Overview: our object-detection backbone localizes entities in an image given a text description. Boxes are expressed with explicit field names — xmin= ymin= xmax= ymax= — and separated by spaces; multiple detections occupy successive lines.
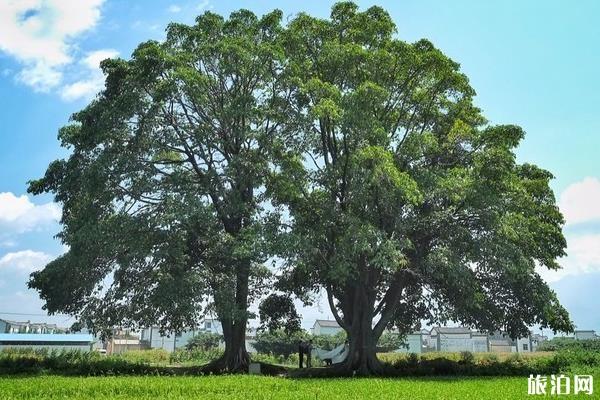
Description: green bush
xmin=537 ymin=338 xmax=600 ymax=352
xmin=377 ymin=332 xmax=404 ymax=352
xmin=459 ymin=351 xmax=474 ymax=364
xmin=0 ymin=348 xmax=156 ymax=376
xmin=185 ymin=332 xmax=222 ymax=351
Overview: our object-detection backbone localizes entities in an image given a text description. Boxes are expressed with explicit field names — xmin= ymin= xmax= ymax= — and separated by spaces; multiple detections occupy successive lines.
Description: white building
xmin=574 ymin=330 xmax=598 ymax=340
xmin=431 ymin=327 xmax=486 ymax=352
xmin=489 ymin=331 xmax=534 ymax=353
xmin=312 ymin=320 xmax=344 ymax=336
xmin=0 ymin=333 xmax=94 ymax=351
xmin=140 ymin=327 xmax=203 ymax=352
xmin=0 ymin=319 xmax=60 ymax=334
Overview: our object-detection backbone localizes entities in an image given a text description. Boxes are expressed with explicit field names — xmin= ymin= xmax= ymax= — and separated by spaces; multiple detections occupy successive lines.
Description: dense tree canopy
xmin=28 ymin=2 xmax=572 ymax=376
xmin=28 ymin=9 xmax=290 ymax=372
xmin=269 ymin=2 xmax=573 ymax=375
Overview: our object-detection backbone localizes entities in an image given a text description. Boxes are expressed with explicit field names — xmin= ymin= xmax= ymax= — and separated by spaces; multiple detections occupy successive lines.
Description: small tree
xmin=377 ymin=332 xmax=403 ymax=352
xmin=258 ymin=294 xmax=302 ymax=334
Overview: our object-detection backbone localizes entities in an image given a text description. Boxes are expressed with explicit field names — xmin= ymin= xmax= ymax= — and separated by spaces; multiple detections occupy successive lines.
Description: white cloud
xmin=539 ymin=234 xmax=600 ymax=283
xmin=559 ymin=177 xmax=600 ymax=226
xmin=0 ymin=0 xmax=105 ymax=91
xmin=60 ymin=48 xmax=118 ymax=101
xmin=0 ymin=250 xmax=53 ymax=273
xmin=168 ymin=5 xmax=182 ymax=13
xmin=0 ymin=192 xmax=60 ymax=233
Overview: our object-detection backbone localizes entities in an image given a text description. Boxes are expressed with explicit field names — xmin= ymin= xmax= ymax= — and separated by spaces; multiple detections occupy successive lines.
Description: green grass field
xmin=0 ymin=375 xmax=597 ymax=400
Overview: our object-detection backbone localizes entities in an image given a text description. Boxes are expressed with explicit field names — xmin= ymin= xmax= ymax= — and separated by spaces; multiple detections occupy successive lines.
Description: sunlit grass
xmin=0 ymin=374 xmax=598 ymax=400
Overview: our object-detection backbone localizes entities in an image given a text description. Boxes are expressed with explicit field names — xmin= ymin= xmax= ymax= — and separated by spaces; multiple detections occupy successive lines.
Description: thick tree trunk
xmin=336 ymin=275 xmax=387 ymax=376
xmin=342 ymin=317 xmax=384 ymax=376
xmin=217 ymin=317 xmax=250 ymax=372
xmin=207 ymin=258 xmax=251 ymax=373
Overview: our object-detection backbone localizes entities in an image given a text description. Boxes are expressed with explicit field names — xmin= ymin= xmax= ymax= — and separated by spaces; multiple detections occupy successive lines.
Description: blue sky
xmin=0 ymin=0 xmax=599 ymax=333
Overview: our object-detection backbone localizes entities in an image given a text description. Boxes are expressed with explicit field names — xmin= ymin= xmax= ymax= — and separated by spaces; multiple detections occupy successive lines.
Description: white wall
xmin=516 ymin=337 xmax=532 ymax=352
xmin=0 ymin=344 xmax=91 ymax=351
xmin=395 ymin=334 xmax=423 ymax=354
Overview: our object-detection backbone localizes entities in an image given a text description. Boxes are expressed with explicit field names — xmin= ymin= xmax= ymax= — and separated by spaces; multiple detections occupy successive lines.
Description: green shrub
xmin=185 ymin=332 xmax=222 ymax=351
xmin=537 ymin=338 xmax=600 ymax=352
xmin=459 ymin=351 xmax=474 ymax=364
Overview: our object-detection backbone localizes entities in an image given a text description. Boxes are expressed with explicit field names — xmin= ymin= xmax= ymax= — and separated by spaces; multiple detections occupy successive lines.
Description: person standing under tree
xmin=298 ymin=340 xmax=313 ymax=368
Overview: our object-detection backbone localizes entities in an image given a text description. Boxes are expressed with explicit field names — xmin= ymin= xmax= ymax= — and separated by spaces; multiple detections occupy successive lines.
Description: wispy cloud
xmin=0 ymin=250 xmax=53 ymax=273
xmin=540 ymin=234 xmax=600 ymax=283
xmin=0 ymin=0 xmax=106 ymax=92
xmin=60 ymin=49 xmax=118 ymax=101
xmin=0 ymin=192 xmax=60 ymax=234
xmin=538 ymin=177 xmax=600 ymax=282
xmin=559 ymin=177 xmax=600 ymax=226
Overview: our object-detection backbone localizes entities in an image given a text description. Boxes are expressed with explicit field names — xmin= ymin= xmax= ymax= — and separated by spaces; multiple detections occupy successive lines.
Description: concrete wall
xmin=472 ymin=336 xmax=489 ymax=352
xmin=395 ymin=334 xmax=423 ymax=354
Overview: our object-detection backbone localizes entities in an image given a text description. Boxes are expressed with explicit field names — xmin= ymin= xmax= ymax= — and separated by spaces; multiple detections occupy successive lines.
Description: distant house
xmin=574 ymin=330 xmax=598 ymax=340
xmin=489 ymin=331 xmax=533 ymax=353
xmin=140 ymin=326 xmax=202 ymax=352
xmin=105 ymin=330 xmax=142 ymax=355
xmin=312 ymin=320 xmax=344 ymax=336
xmin=201 ymin=319 xmax=223 ymax=335
xmin=0 ymin=333 xmax=94 ymax=351
xmin=430 ymin=327 xmax=489 ymax=352
xmin=0 ymin=319 xmax=60 ymax=334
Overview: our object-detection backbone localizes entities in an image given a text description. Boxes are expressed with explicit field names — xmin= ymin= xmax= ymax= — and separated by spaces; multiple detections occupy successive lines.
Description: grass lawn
xmin=0 ymin=374 xmax=596 ymax=400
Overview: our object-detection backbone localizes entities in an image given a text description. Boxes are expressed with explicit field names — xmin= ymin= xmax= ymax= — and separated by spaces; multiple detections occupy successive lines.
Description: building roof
xmin=0 ymin=333 xmax=94 ymax=342
xmin=314 ymin=319 xmax=341 ymax=328
xmin=0 ymin=319 xmax=59 ymax=329
xmin=431 ymin=327 xmax=472 ymax=335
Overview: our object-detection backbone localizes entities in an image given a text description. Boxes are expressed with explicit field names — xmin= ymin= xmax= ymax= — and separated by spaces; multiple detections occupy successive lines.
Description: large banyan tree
xmin=28 ymin=2 xmax=572 ymax=376
xmin=269 ymin=2 xmax=572 ymax=375
xmin=28 ymin=10 xmax=291 ymax=372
